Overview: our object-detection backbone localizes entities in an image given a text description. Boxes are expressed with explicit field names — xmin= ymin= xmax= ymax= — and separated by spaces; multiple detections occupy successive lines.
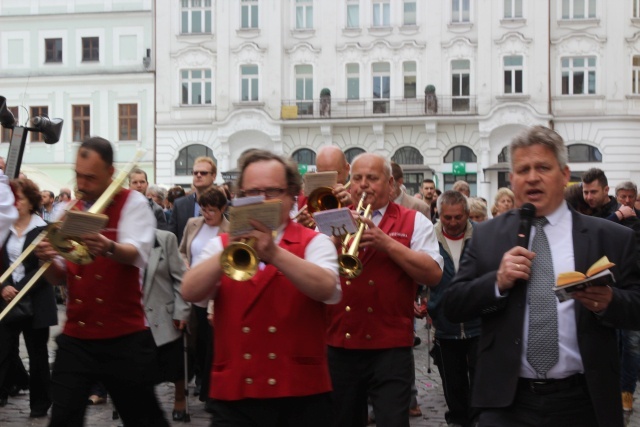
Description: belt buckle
xmin=530 ymin=380 xmax=548 ymax=394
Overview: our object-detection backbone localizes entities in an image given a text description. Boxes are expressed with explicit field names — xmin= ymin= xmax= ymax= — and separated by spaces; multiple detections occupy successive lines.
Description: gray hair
xmin=510 ymin=126 xmax=568 ymax=170
xmin=437 ymin=190 xmax=469 ymax=214
xmin=147 ymin=184 xmax=167 ymax=202
xmin=615 ymin=181 xmax=638 ymax=198
xmin=468 ymin=197 xmax=488 ymax=218
xmin=351 ymin=153 xmax=392 ymax=179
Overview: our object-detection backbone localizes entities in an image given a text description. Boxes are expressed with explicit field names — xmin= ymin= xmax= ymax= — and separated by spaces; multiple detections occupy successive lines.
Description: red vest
xmin=326 ymin=202 xmax=417 ymax=349
xmin=210 ymin=221 xmax=332 ymax=400
xmin=64 ymin=189 xmax=147 ymax=339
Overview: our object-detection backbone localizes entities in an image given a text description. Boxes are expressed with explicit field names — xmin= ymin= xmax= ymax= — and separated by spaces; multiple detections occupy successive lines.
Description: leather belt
xmin=518 ymin=374 xmax=585 ymax=395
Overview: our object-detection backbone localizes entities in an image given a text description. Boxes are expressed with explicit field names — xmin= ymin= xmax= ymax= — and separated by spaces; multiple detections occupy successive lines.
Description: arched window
xmin=175 ymin=144 xmax=215 ymax=176
xmin=291 ymin=148 xmax=316 ymax=166
xmin=345 ymin=147 xmax=365 ymax=164
xmin=392 ymin=147 xmax=424 ymax=164
xmin=567 ymin=144 xmax=602 ymax=162
xmin=443 ymin=146 xmax=477 ymax=163
xmin=497 ymin=146 xmax=509 ymax=163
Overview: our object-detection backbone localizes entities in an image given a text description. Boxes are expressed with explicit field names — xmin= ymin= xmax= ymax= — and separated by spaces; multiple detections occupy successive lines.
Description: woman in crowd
xmin=165 ymin=186 xmax=186 ymax=224
xmin=178 ymin=187 xmax=229 ymax=403
xmin=468 ymin=197 xmax=488 ymax=223
xmin=491 ymin=187 xmax=515 ymax=217
xmin=0 ymin=178 xmax=57 ymax=418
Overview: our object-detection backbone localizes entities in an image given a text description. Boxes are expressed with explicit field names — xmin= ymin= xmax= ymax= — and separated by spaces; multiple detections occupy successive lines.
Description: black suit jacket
xmin=444 ymin=207 xmax=640 ymax=427
xmin=1 ymin=226 xmax=58 ymax=329
xmin=168 ymin=194 xmax=196 ymax=244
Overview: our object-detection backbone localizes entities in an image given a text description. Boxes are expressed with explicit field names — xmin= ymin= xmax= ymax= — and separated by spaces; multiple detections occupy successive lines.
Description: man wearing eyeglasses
xmin=168 ymin=156 xmax=217 ymax=243
xmin=181 ymin=149 xmax=340 ymax=427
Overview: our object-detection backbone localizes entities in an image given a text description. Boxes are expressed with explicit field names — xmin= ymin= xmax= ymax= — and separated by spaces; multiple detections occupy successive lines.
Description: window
xmin=392 ymin=147 xmax=424 ymax=164
xmin=561 ymin=57 xmax=596 ymax=95
xmin=346 ymin=63 xmax=360 ymax=100
xmin=372 ymin=62 xmax=390 ymax=113
xmin=291 ymin=148 xmax=316 ymax=166
xmin=372 ymin=0 xmax=390 ymax=27
xmin=635 ymin=0 xmax=640 ymax=18
xmin=45 ymin=38 xmax=62 ymax=63
xmin=346 ymin=0 xmax=359 ymax=27
xmin=241 ymin=0 xmax=259 ymax=29
xmin=562 ymin=0 xmax=596 ymax=19
xmin=403 ymin=61 xmax=417 ymax=99
xmin=633 ymin=56 xmax=640 ymax=94
xmin=345 ymin=147 xmax=365 ymax=163
xmin=118 ymin=104 xmax=138 ymax=141
xmin=452 ymin=59 xmax=470 ymax=111
xmin=1 ymin=107 xmax=18 ymax=143
xmin=296 ymin=0 xmax=313 ymax=29
xmin=444 ymin=173 xmax=477 ymax=195
xmin=404 ymin=1 xmax=417 ymax=25
xmin=504 ymin=56 xmax=523 ymax=94
xmin=175 ymin=144 xmax=214 ymax=176
xmin=241 ymin=65 xmax=259 ymax=101
xmin=29 ymin=106 xmax=49 ymax=142
xmin=72 ymin=105 xmax=90 ymax=142
xmin=498 ymin=146 xmax=509 ymax=163
xmin=504 ymin=0 xmax=523 ymax=18
xmin=181 ymin=0 xmax=212 ymax=34
xmin=567 ymin=144 xmax=602 ymax=162
xmin=295 ymin=64 xmax=313 ymax=115
xmin=452 ymin=0 xmax=470 ymax=23
xmin=181 ymin=69 xmax=212 ymax=105
xmin=81 ymin=37 xmax=99 ymax=62
xmin=444 ymin=146 xmax=477 ymax=162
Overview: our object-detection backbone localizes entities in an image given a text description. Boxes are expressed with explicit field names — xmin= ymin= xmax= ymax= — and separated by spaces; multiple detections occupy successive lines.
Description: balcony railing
xmin=281 ymin=95 xmax=477 ymax=119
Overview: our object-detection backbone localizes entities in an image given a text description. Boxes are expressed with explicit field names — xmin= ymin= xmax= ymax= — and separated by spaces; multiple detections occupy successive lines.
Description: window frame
xmin=241 ymin=64 xmax=260 ymax=102
xmin=561 ymin=56 xmax=596 ymax=95
xmin=504 ymin=0 xmax=523 ymax=18
xmin=81 ymin=37 xmax=99 ymax=62
xmin=403 ymin=1 xmax=417 ymax=25
xmin=372 ymin=0 xmax=391 ymax=27
xmin=72 ymin=104 xmax=91 ymax=143
xmin=295 ymin=64 xmax=313 ymax=115
xmin=561 ymin=0 xmax=596 ymax=20
xmin=346 ymin=0 xmax=360 ymax=28
xmin=503 ymin=55 xmax=524 ymax=94
xmin=45 ymin=38 xmax=63 ymax=63
xmin=181 ymin=0 xmax=213 ymax=34
xmin=118 ymin=103 xmax=138 ymax=141
xmin=346 ymin=63 xmax=360 ymax=100
xmin=181 ymin=69 xmax=213 ymax=105
xmin=403 ymin=61 xmax=417 ymax=99
xmin=175 ymin=144 xmax=215 ymax=176
xmin=451 ymin=0 xmax=471 ymax=23
xmin=451 ymin=59 xmax=471 ymax=111
xmin=633 ymin=56 xmax=640 ymax=95
xmin=635 ymin=0 xmax=640 ymax=18
xmin=241 ymin=0 xmax=259 ymax=29
xmin=295 ymin=0 xmax=313 ymax=29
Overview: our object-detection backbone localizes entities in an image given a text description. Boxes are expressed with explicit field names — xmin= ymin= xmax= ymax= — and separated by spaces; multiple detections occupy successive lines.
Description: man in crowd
xmin=40 ymin=190 xmax=55 ymax=222
xmin=415 ymin=178 xmax=437 ymax=206
xmin=452 ymin=180 xmax=471 ymax=198
xmin=168 ymin=156 xmax=217 ymax=243
xmin=326 ymin=153 xmax=443 ymax=427
xmin=444 ymin=126 xmax=640 ymax=427
xmin=390 ymin=162 xmax=430 ymax=218
xmin=181 ymin=149 xmax=340 ymax=426
xmin=35 ymin=137 xmax=167 ymax=427
xmin=428 ymin=190 xmax=479 ymax=427
xmin=129 ymin=168 xmax=168 ymax=230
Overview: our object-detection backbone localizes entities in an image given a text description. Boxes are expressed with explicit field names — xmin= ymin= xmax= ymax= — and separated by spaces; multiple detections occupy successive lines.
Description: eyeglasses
xmin=241 ymin=188 xmax=287 ymax=199
xmin=193 ymin=171 xmax=211 ymax=176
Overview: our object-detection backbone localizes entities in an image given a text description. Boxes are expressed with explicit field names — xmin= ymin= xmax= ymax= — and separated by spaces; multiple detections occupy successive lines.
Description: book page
xmin=553 ymin=269 xmax=615 ymax=303
xmin=228 ymin=200 xmax=282 ymax=236
xmin=59 ymin=211 xmax=109 ymax=237
xmin=303 ymin=171 xmax=338 ymax=196
xmin=313 ymin=207 xmax=358 ymax=237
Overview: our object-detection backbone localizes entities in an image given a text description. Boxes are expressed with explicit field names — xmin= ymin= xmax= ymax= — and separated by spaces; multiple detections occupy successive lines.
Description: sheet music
xmin=313 ymin=207 xmax=358 ymax=237
xmin=59 ymin=211 xmax=109 ymax=237
xmin=303 ymin=171 xmax=338 ymax=196
xmin=228 ymin=200 xmax=282 ymax=236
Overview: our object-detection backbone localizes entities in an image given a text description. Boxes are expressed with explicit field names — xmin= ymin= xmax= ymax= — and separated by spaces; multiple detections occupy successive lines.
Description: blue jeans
xmin=619 ymin=329 xmax=640 ymax=393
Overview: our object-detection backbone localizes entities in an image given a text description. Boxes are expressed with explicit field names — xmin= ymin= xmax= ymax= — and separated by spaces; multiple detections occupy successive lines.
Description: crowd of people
xmin=0 ymin=125 xmax=639 ymax=427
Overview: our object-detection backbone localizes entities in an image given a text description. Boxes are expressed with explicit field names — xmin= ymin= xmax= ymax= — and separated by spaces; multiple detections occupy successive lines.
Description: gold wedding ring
xmin=594 ymin=301 xmax=599 ymax=309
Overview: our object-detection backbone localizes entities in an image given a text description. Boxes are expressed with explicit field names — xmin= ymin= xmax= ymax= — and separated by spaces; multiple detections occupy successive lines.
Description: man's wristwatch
xmin=104 ymin=240 xmax=116 ymax=257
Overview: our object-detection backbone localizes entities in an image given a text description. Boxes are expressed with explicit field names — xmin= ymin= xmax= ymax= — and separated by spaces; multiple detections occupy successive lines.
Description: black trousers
xmin=328 ymin=346 xmax=413 ymax=427
xmin=0 ymin=320 xmax=51 ymax=412
xmin=477 ymin=376 xmax=599 ymax=427
xmin=430 ymin=336 xmax=479 ymax=427
xmin=210 ymin=393 xmax=332 ymax=427
xmin=48 ymin=330 xmax=169 ymax=427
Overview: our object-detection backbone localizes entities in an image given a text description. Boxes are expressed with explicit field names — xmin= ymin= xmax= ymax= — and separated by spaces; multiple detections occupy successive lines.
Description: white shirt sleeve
xmin=304 ymin=233 xmax=341 ymax=304
xmin=0 ymin=172 xmax=18 ymax=244
xmin=118 ymin=190 xmax=157 ymax=269
xmin=411 ymin=212 xmax=444 ymax=271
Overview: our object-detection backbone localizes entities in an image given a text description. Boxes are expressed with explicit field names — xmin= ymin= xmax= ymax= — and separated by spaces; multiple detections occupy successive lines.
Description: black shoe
xmin=413 ymin=336 xmax=421 ymax=347
xmin=9 ymin=384 xmax=28 ymax=397
xmin=29 ymin=409 xmax=48 ymax=418
xmin=172 ymin=410 xmax=186 ymax=421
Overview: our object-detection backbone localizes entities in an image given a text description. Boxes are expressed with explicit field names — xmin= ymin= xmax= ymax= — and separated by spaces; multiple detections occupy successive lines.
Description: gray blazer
xmin=143 ymin=229 xmax=191 ymax=347
xmin=398 ymin=191 xmax=431 ymax=219
xmin=179 ymin=216 xmax=230 ymax=266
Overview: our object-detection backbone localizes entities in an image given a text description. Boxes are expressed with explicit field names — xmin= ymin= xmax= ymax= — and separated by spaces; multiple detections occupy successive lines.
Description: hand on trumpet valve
xmin=295 ymin=207 xmax=316 ymax=229
xmin=356 ymin=217 xmax=391 ymax=252
xmin=1 ymin=286 xmax=18 ymax=302
xmin=333 ymin=183 xmax=352 ymax=206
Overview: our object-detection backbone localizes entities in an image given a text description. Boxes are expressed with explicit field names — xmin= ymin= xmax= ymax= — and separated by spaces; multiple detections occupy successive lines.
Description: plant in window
xmin=425 ymin=85 xmax=438 ymax=114
xmin=320 ymin=88 xmax=331 ymax=117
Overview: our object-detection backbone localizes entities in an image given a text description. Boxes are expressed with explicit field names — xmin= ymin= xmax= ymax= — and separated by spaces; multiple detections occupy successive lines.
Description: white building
xmin=0 ymin=0 xmax=154 ymax=191
xmin=156 ymin=0 xmax=640 ymax=201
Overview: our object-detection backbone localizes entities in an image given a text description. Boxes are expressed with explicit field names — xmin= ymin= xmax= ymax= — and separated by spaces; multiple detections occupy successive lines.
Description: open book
xmin=553 ymin=256 xmax=616 ymax=302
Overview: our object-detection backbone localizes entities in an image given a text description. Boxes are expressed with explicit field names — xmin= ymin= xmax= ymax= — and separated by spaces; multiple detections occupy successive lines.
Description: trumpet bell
xmin=307 ymin=187 xmax=341 ymax=214
xmin=338 ymin=254 xmax=363 ymax=279
xmin=220 ymin=241 xmax=259 ymax=282
xmin=48 ymin=225 xmax=94 ymax=265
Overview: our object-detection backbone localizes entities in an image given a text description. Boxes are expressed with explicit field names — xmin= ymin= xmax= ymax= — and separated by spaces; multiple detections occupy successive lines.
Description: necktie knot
xmin=533 ymin=217 xmax=549 ymax=228
xmin=372 ymin=210 xmax=382 ymax=218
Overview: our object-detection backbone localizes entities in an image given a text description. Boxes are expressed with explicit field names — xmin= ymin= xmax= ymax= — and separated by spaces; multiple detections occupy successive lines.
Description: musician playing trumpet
xmin=326 ymin=153 xmax=443 ymax=427
xmin=181 ymin=150 xmax=340 ymax=426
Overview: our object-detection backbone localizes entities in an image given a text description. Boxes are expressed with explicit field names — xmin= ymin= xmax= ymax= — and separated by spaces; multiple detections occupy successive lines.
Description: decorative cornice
xmin=171 ymin=45 xmax=216 ymax=60
xmin=494 ymin=31 xmax=533 ymax=45
xmin=230 ymin=42 xmax=267 ymax=54
xmin=550 ymin=32 xmax=607 ymax=46
xmin=285 ymin=42 xmax=321 ymax=55
xmin=336 ymin=39 xmax=426 ymax=53
xmin=440 ymin=36 xmax=477 ymax=49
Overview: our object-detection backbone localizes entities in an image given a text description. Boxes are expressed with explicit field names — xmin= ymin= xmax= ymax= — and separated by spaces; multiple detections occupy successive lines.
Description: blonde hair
xmin=193 ymin=156 xmax=217 ymax=175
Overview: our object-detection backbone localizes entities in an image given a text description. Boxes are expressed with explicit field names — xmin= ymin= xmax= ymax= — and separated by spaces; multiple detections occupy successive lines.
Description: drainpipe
xmin=548 ymin=0 xmax=554 ymax=129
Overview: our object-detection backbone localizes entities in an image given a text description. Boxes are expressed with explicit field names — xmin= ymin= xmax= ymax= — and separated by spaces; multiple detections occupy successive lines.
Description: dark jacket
xmin=168 ymin=194 xmax=197 ymax=243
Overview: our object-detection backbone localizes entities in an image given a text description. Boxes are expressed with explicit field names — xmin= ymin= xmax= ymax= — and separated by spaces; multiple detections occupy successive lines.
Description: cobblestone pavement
xmin=1 ymin=307 xmax=639 ymax=426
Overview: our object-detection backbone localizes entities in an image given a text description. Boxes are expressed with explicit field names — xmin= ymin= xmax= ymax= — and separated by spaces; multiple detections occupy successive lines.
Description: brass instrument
xmin=220 ymin=237 xmax=260 ymax=282
xmin=0 ymin=150 xmax=145 ymax=322
xmin=295 ymin=181 xmax=351 ymax=219
xmin=338 ymin=192 xmax=372 ymax=279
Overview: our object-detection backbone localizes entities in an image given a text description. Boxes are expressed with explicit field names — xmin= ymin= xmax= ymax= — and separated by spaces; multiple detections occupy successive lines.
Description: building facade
xmin=0 ymin=0 xmax=154 ymax=191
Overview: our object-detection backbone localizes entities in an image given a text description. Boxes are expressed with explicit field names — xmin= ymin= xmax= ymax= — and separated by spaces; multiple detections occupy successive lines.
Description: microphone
xmin=517 ymin=203 xmax=536 ymax=249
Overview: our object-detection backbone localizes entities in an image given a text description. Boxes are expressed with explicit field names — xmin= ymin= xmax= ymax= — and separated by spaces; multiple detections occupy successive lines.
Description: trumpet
xmin=220 ymin=237 xmax=259 ymax=282
xmin=338 ymin=192 xmax=372 ymax=279
xmin=295 ymin=181 xmax=351 ymax=220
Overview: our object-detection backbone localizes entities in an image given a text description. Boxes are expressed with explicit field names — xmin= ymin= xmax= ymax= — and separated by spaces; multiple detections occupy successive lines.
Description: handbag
xmin=0 ymin=294 xmax=33 ymax=323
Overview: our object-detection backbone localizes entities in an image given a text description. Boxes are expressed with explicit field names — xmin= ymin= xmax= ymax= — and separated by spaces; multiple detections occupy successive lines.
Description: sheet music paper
xmin=312 ymin=207 xmax=358 ymax=237
xmin=228 ymin=200 xmax=282 ymax=236
xmin=303 ymin=171 xmax=338 ymax=196
xmin=59 ymin=211 xmax=109 ymax=237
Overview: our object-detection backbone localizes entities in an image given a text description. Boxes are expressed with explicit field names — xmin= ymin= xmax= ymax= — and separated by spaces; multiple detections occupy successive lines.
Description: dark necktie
xmin=526 ymin=217 xmax=559 ymax=376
